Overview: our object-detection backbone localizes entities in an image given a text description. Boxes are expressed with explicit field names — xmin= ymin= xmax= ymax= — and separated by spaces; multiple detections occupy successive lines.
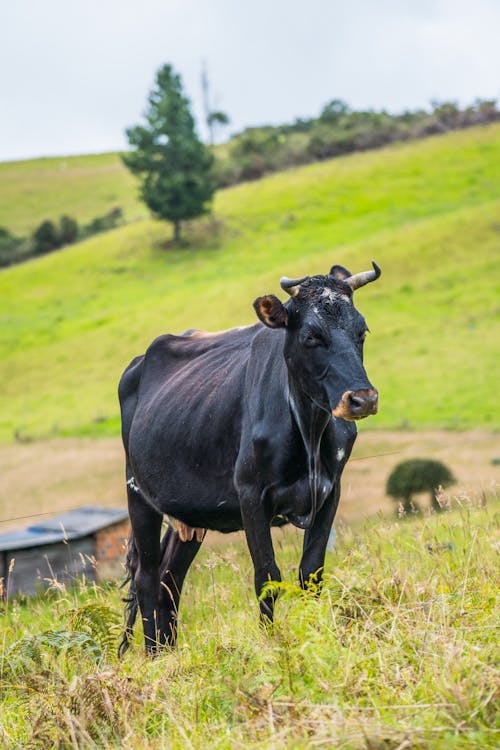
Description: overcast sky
xmin=1 ymin=0 xmax=500 ymax=162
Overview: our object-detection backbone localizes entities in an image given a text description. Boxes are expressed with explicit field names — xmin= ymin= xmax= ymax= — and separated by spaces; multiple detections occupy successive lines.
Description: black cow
xmin=118 ymin=262 xmax=381 ymax=655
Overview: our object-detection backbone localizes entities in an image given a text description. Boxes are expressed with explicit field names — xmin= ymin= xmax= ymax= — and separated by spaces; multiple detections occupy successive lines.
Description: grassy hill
xmin=1 ymin=496 xmax=498 ymax=747
xmin=0 ymin=152 xmax=144 ymax=236
xmin=1 ymin=125 xmax=500 ymax=442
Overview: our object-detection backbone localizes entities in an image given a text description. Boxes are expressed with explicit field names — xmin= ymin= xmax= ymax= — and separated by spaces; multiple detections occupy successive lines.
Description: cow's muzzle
xmin=332 ymin=389 xmax=378 ymax=421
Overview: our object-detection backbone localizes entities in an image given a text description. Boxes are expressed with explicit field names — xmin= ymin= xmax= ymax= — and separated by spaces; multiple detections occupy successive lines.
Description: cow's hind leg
xmin=127 ymin=486 xmax=163 ymax=655
xmin=157 ymin=524 xmax=204 ymax=648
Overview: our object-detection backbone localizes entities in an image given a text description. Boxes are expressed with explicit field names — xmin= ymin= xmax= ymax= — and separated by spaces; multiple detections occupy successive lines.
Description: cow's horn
xmin=280 ymin=275 xmax=309 ymax=297
xmin=346 ymin=261 xmax=381 ymax=291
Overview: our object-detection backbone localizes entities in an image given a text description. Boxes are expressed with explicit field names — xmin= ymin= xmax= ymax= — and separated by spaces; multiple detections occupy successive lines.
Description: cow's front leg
xmin=241 ymin=498 xmax=281 ymax=624
xmin=299 ymin=483 xmax=340 ymax=591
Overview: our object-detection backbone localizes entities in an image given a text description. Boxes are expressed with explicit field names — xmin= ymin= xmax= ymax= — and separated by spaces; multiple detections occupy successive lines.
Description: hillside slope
xmin=1 ymin=125 xmax=499 ymax=441
xmin=0 ymin=152 xmax=143 ymax=235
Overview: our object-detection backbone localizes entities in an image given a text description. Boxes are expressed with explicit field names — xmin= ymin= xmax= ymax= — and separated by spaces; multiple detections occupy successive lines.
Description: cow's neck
xmin=288 ymin=380 xmax=330 ymax=451
xmin=287 ymin=377 xmax=331 ymax=529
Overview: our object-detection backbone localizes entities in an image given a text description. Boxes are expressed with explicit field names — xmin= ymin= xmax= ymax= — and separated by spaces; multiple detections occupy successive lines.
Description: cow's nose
xmin=332 ymin=388 xmax=378 ymax=420
xmin=348 ymin=389 xmax=378 ymax=417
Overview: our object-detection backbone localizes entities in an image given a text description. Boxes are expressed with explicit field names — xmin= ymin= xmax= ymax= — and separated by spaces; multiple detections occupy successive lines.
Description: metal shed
xmin=0 ymin=505 xmax=129 ymax=597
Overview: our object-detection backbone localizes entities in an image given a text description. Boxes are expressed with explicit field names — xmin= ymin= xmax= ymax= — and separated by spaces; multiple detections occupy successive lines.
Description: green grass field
xmin=1 ymin=125 xmax=500 ymax=442
xmin=1 ymin=496 xmax=498 ymax=748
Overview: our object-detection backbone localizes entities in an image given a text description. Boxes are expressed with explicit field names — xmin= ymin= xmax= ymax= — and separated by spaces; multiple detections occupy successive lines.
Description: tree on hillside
xmin=123 ymin=64 xmax=215 ymax=244
xmin=319 ymin=99 xmax=350 ymax=125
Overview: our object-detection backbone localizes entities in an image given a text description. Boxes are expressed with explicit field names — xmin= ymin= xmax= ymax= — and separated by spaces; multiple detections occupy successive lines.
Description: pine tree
xmin=123 ymin=64 xmax=214 ymax=244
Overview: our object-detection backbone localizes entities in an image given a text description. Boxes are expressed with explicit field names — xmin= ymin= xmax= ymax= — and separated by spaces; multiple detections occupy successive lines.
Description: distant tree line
xmin=0 ymin=207 xmax=123 ymax=267
xmin=122 ymin=63 xmax=500 ymax=244
xmin=214 ymin=98 xmax=500 ymax=186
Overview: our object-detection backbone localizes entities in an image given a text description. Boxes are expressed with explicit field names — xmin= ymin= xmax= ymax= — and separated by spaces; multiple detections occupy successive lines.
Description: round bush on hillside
xmin=386 ymin=458 xmax=456 ymax=514
xmin=32 ymin=220 xmax=60 ymax=255
xmin=59 ymin=215 xmax=78 ymax=245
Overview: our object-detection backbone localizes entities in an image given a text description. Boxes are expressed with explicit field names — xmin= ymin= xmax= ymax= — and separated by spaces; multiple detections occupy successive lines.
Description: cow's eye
xmin=303 ymin=331 xmax=326 ymax=348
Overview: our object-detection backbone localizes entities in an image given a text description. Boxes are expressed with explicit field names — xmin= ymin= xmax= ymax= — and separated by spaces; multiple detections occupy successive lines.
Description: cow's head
xmin=253 ymin=262 xmax=380 ymax=421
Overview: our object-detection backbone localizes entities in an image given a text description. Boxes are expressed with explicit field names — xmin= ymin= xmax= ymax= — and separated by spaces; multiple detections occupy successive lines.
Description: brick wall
xmin=94 ymin=519 xmax=130 ymax=578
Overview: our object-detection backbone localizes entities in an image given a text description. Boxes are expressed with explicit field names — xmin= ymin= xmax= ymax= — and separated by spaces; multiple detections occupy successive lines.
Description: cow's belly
xmin=128 ymin=444 xmax=244 ymax=532
xmin=158 ymin=482 xmax=244 ymax=533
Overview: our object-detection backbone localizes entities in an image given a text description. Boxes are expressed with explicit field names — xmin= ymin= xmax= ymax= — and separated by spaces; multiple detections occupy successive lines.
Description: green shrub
xmin=32 ymin=219 xmax=60 ymax=255
xmin=0 ymin=207 xmax=124 ymax=269
xmin=59 ymin=214 xmax=78 ymax=245
xmin=386 ymin=458 xmax=456 ymax=514
xmin=82 ymin=206 xmax=123 ymax=238
xmin=0 ymin=227 xmax=31 ymax=267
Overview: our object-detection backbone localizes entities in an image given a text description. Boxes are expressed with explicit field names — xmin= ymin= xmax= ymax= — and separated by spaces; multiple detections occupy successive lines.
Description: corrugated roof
xmin=0 ymin=506 xmax=129 ymax=552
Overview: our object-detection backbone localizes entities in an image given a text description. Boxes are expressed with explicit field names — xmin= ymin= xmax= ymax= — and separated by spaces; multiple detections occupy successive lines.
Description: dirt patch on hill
xmin=0 ymin=431 xmax=498 ymax=536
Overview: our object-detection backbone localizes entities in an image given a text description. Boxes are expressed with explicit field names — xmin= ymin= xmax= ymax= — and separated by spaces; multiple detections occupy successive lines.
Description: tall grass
xmin=1 ymin=493 xmax=498 ymax=748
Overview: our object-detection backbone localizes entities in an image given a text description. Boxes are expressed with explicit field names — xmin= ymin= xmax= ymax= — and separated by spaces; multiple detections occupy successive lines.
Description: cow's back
xmin=119 ymin=354 xmax=145 ymax=453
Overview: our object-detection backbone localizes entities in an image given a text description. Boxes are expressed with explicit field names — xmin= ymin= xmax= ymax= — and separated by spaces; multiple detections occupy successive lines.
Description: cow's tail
xmin=118 ymin=524 xmax=171 ymax=657
xmin=118 ymin=531 xmax=139 ymax=658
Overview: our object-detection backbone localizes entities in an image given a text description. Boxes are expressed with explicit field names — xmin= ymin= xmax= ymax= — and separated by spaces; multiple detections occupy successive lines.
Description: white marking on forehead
xmin=321 ymin=287 xmax=350 ymax=303
xmin=336 ymin=448 xmax=345 ymax=461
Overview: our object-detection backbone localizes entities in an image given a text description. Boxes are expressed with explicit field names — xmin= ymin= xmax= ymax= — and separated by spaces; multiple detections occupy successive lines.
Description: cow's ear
xmin=329 ymin=264 xmax=351 ymax=281
xmin=253 ymin=295 xmax=288 ymax=328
